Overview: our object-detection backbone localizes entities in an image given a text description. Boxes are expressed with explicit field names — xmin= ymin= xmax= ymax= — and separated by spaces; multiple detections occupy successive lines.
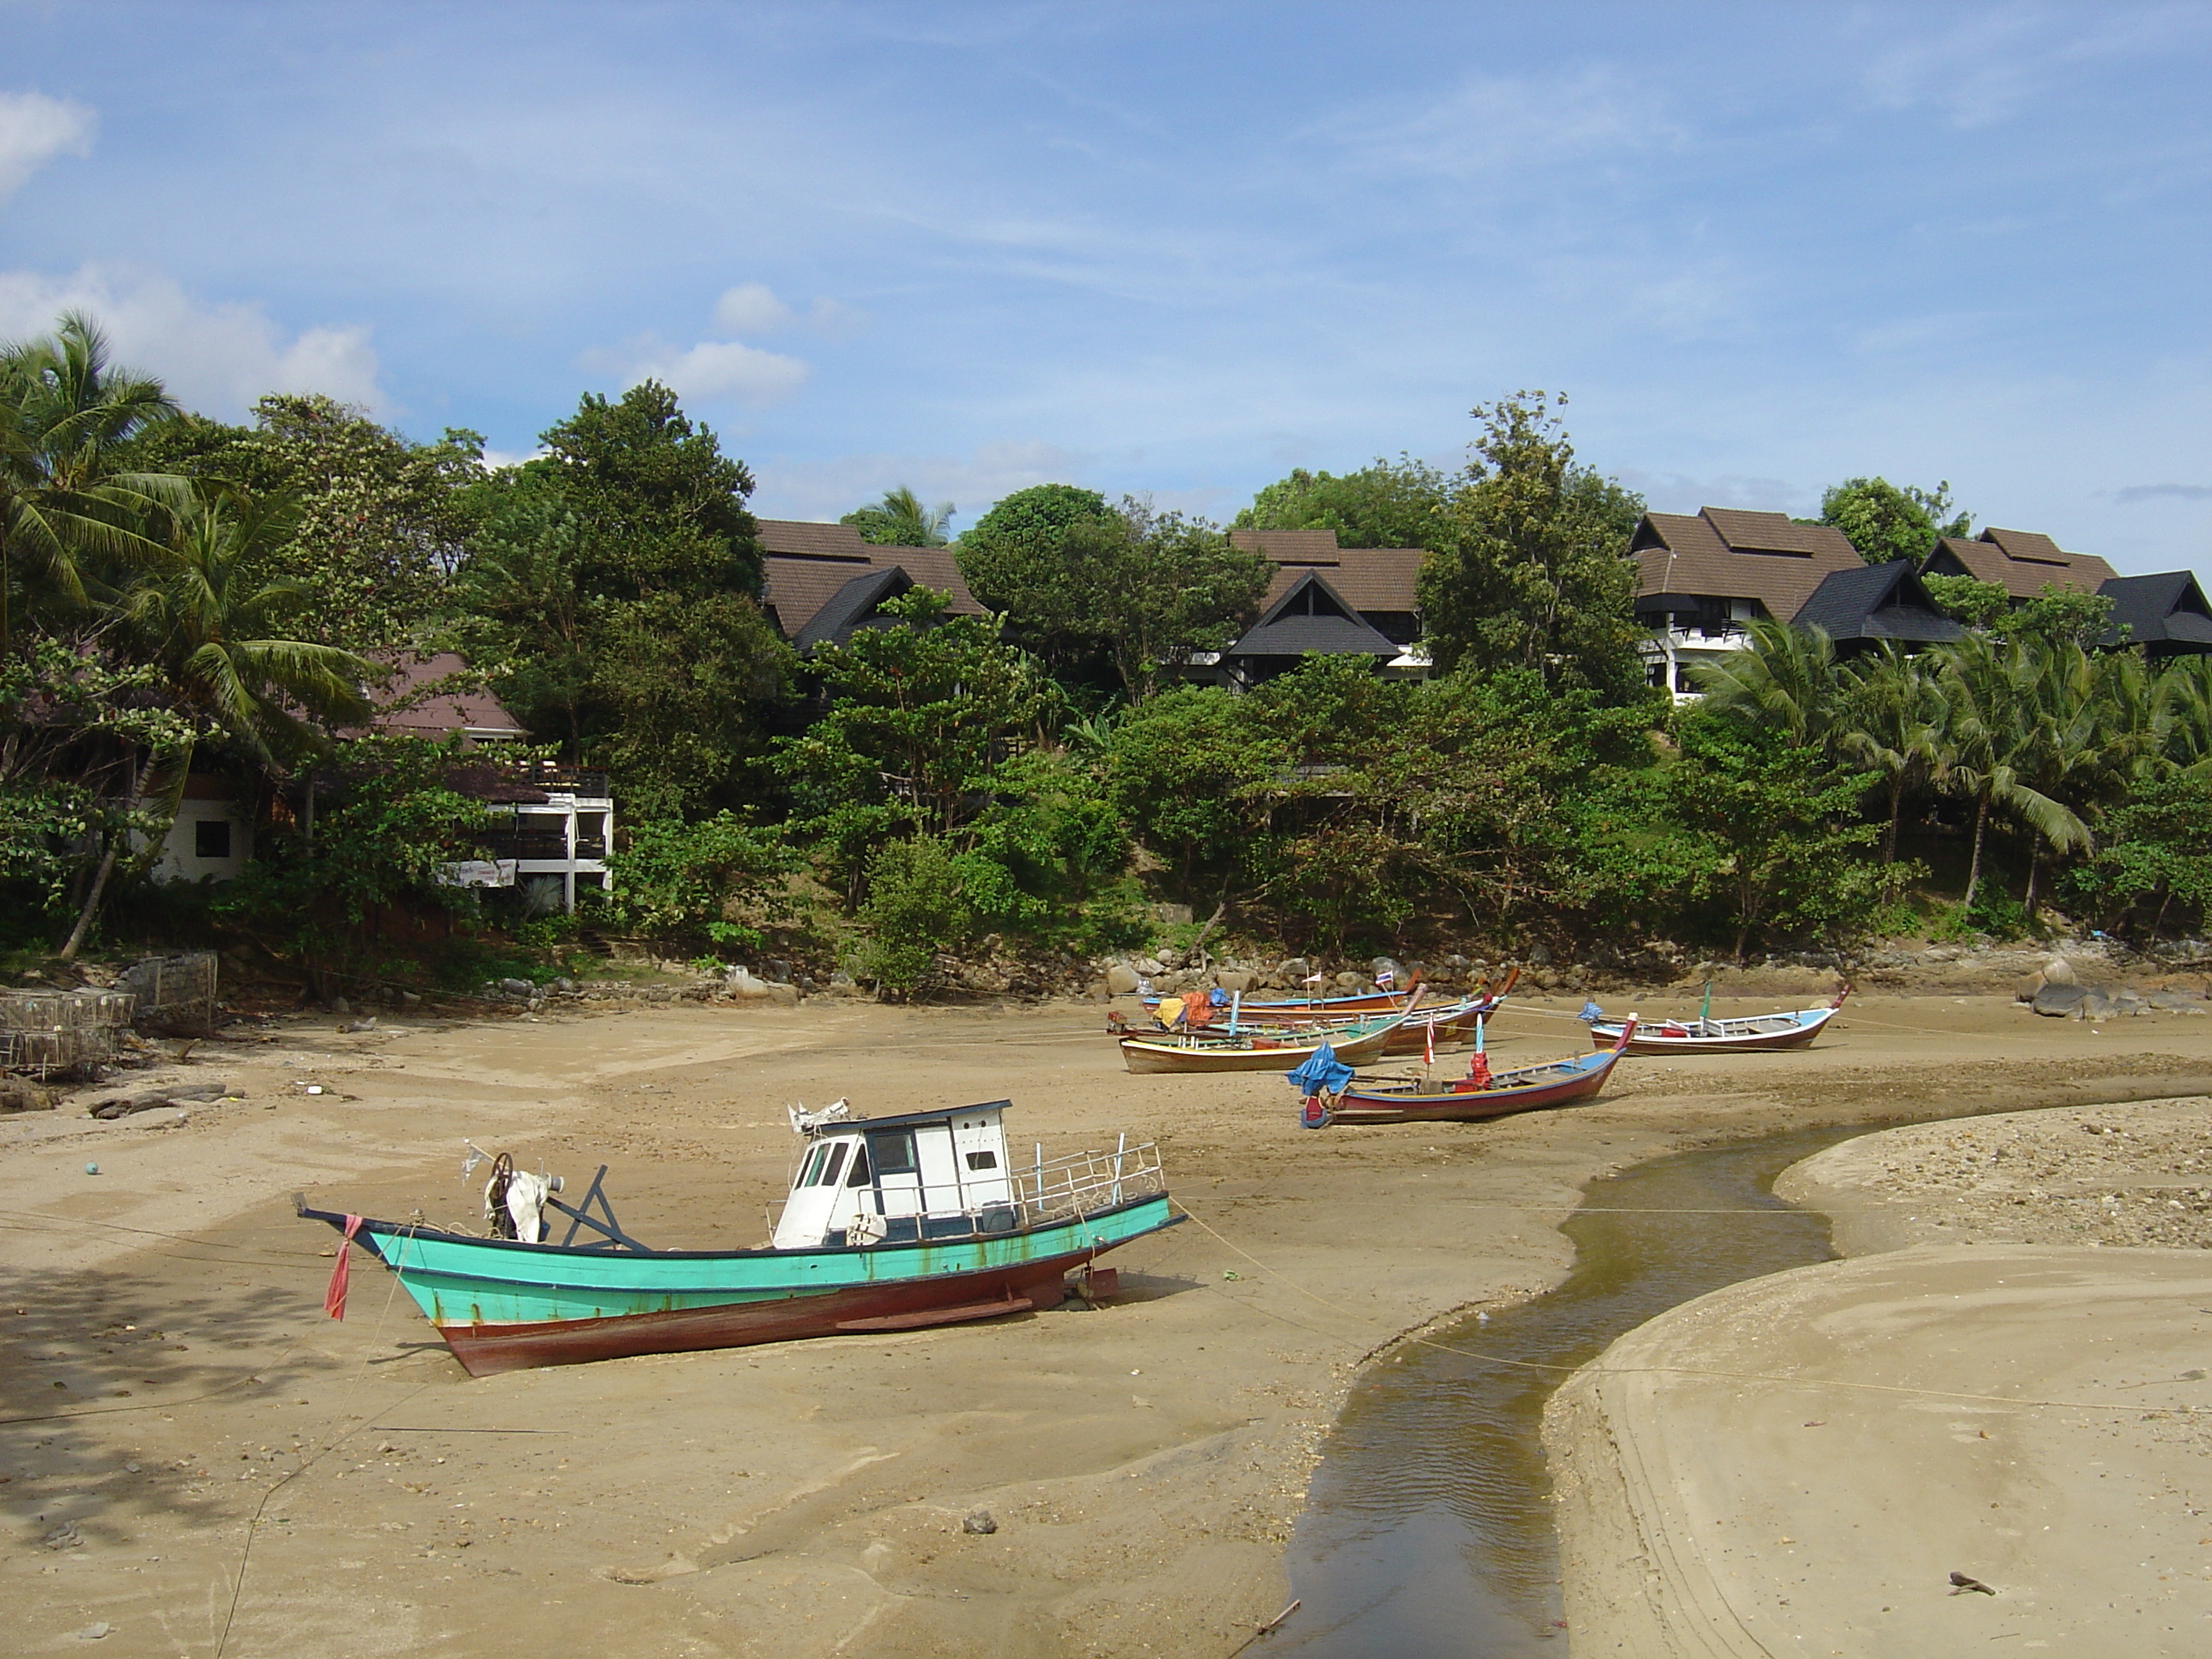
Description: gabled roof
xmin=1922 ymin=528 xmax=2117 ymax=598
xmin=793 ymin=567 xmax=914 ymax=651
xmin=1225 ymin=568 xmax=1401 ymax=661
xmin=2098 ymin=571 xmax=2212 ymax=650
xmin=1228 ymin=527 xmax=1427 ymax=618
xmin=1792 ymin=561 xmax=1966 ymax=647
xmin=366 ymin=652 xmax=528 ymax=740
xmin=1628 ymin=508 xmax=1864 ymax=620
xmin=754 ymin=519 xmax=986 ymax=640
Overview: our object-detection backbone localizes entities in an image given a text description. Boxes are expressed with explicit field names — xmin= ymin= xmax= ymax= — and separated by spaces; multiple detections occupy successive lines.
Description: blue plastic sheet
xmin=1286 ymin=1042 xmax=1353 ymax=1095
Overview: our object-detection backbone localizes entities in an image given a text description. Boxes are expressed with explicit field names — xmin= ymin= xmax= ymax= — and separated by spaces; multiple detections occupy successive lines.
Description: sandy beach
xmin=1548 ymin=1096 xmax=2212 ymax=1656
xmin=7 ymin=988 xmax=2212 ymax=1656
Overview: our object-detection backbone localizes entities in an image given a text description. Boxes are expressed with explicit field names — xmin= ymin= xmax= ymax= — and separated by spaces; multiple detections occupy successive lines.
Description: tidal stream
xmin=1274 ymin=1121 xmax=1875 ymax=1656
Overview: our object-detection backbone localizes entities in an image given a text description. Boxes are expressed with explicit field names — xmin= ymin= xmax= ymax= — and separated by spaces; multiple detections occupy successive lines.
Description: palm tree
xmin=1929 ymin=633 xmax=2090 ymax=911
xmin=0 ymin=311 xmax=187 ymax=648
xmin=841 ymin=485 xmax=954 ymax=548
xmin=60 ymin=492 xmax=374 ymax=958
xmin=2155 ymin=654 xmax=2212 ymax=773
xmin=1835 ymin=645 xmax=1944 ymax=861
xmin=1688 ymin=619 xmax=1841 ymax=748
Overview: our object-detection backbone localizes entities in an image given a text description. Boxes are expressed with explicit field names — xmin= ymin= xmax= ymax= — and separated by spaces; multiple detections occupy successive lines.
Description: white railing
xmin=1013 ymin=1138 xmax=1167 ymax=1223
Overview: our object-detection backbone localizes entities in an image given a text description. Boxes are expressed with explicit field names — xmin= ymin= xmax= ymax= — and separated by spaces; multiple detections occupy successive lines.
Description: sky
xmin=3 ymin=1 xmax=2209 ymax=581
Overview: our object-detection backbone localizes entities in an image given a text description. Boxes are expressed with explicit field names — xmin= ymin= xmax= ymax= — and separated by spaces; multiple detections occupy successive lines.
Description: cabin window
xmin=868 ymin=1130 xmax=918 ymax=1176
xmin=818 ymin=1143 xmax=848 ymax=1186
xmin=846 ymin=1144 xmax=873 ymax=1186
xmin=964 ymin=1150 xmax=998 ymax=1171
xmin=797 ymin=1142 xmax=833 ymax=1188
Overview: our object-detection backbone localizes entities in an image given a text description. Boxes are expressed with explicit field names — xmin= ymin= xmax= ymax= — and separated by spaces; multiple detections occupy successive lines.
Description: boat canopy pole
xmin=550 ymin=1167 xmax=653 ymax=1253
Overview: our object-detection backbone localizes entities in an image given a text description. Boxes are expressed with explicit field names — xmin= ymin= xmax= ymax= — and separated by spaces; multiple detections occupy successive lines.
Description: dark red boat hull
xmin=438 ymin=1250 xmax=1099 ymax=1377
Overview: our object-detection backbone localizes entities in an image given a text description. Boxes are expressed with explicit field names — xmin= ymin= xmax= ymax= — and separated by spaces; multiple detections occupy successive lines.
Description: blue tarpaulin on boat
xmin=1286 ymin=1043 xmax=1353 ymax=1095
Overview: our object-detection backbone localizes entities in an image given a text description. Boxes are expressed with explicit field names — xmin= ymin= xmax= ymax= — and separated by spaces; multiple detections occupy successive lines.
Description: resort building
xmin=1920 ymin=527 xmax=2117 ymax=597
xmin=1186 ymin=528 xmax=1430 ymax=688
xmin=2098 ymin=570 xmax=2212 ymax=658
xmin=1625 ymin=509 xmax=1865 ymax=696
xmin=755 ymin=519 xmax=987 ymax=649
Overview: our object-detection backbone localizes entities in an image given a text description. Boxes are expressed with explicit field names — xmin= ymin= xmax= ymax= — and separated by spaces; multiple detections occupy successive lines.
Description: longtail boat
xmin=297 ymin=1100 xmax=1176 ymax=1377
xmin=1117 ymin=1002 xmax=1417 ymax=1075
xmin=1313 ymin=1020 xmax=1638 ymax=1125
xmin=1138 ymin=965 xmax=1519 ymax=1028
xmin=1378 ymin=990 xmax=1511 ymax=1056
xmin=1588 ymin=986 xmax=1848 ymax=1054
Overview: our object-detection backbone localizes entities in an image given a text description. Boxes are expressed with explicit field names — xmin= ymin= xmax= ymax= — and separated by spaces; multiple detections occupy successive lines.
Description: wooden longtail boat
xmin=1138 ymin=966 xmax=1519 ymax=1028
xmin=1588 ymin=986 xmax=1848 ymax=1054
xmin=298 ymin=1101 xmax=1175 ymax=1377
xmin=1316 ymin=1020 xmax=1639 ymax=1125
xmin=1377 ymin=991 xmax=1511 ymax=1056
xmin=1117 ymin=1003 xmax=1417 ymax=1075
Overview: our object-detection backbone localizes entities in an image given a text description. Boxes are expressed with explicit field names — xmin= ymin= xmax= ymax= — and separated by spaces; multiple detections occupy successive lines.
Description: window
xmin=868 ymin=1130 xmax=918 ymax=1176
xmin=845 ymin=1144 xmax=873 ymax=1186
xmin=797 ymin=1142 xmax=833 ymax=1189
xmin=819 ymin=1143 xmax=847 ymax=1186
xmin=964 ymin=1150 xmax=998 ymax=1171
xmin=194 ymin=818 xmax=231 ymax=859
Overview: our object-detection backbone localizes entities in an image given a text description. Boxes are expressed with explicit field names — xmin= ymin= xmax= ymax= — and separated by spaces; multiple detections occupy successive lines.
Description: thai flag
xmin=1376 ymin=969 xmax=1394 ymax=987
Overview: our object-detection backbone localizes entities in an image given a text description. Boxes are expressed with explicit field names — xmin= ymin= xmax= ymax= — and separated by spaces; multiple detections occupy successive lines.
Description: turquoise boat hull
xmin=301 ymin=1194 xmax=1178 ymax=1376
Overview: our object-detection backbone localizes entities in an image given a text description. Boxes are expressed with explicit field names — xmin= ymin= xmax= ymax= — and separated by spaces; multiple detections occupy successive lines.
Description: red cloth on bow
xmin=323 ymin=1214 xmax=364 ymax=1320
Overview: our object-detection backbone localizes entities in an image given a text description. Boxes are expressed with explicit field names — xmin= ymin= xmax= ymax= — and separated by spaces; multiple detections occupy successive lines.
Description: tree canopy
xmin=1233 ymin=457 xmax=1449 ymax=549
xmin=1819 ymin=476 xmax=1970 ymax=567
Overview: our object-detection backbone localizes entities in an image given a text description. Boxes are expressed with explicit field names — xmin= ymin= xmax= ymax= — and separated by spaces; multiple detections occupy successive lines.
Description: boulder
xmin=0 ymin=1079 xmax=57 ymax=1113
xmin=1277 ymin=958 xmax=1312 ymax=982
xmin=1333 ymin=971 xmax=1363 ymax=991
xmin=2040 ymin=956 xmax=2080 ymax=987
xmin=498 ymin=977 xmax=533 ymax=998
xmin=1134 ymin=957 xmax=1166 ymax=978
xmin=1105 ymin=963 xmax=1141 ymax=995
xmin=1371 ymin=956 xmax=1408 ymax=987
xmin=1215 ymin=969 xmax=1255 ymax=994
xmin=2031 ymin=981 xmax=2087 ymax=1017
xmin=327 ymin=995 xmax=351 ymax=1016
xmin=1528 ymin=943 xmax=1553 ymax=966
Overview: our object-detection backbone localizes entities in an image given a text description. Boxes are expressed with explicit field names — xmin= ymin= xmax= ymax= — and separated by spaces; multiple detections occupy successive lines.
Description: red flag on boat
xmin=1423 ymin=1017 xmax=1435 ymax=1067
xmin=324 ymin=1214 xmax=364 ymax=1320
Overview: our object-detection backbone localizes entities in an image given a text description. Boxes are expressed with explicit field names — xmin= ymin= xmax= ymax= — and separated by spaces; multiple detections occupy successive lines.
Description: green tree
xmin=1835 ymin=645 xmax=1946 ymax=861
xmin=2010 ymin=583 xmax=2120 ymax=649
xmin=1929 ymin=633 xmax=2090 ymax=911
xmin=1417 ymin=393 xmax=1648 ymax=698
xmin=1103 ymin=686 xmax=1283 ymax=899
xmin=2065 ymin=774 xmax=2212 ymax=939
xmin=1 ymin=311 xmax=185 ymax=648
xmin=1819 ymin=476 xmax=1970 ymax=567
xmin=1922 ymin=573 xmax=2013 ymax=628
xmin=1233 ymin=457 xmax=1449 ymax=548
xmin=1689 ymin=620 xmax=1842 ymax=749
xmin=1051 ymin=502 xmax=1272 ymax=699
xmin=599 ymin=812 xmax=793 ymax=952
xmin=124 ymin=393 xmax=480 ymax=653
xmin=843 ymin=835 xmax=970 ymax=997
xmin=451 ymin=383 xmax=789 ymax=818
xmin=953 ymin=481 xmax=1110 ymax=620
xmin=841 ymin=485 xmax=952 ymax=546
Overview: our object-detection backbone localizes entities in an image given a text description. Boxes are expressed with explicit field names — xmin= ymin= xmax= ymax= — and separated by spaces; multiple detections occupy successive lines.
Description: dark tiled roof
xmin=1228 ymin=527 xmax=1427 ymax=617
xmin=1629 ymin=509 xmax=1864 ymax=620
xmin=1225 ymin=569 xmax=1401 ymax=661
xmin=754 ymin=519 xmax=986 ymax=639
xmin=2098 ymin=572 xmax=2212 ymax=650
xmin=1922 ymin=529 xmax=2118 ymax=598
xmin=794 ymin=568 xmax=912 ymax=651
xmin=1791 ymin=561 xmax=1965 ymax=646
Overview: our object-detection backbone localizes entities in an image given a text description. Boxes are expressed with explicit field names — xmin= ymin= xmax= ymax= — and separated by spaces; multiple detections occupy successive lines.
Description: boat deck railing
xmin=1013 ymin=1139 xmax=1166 ymax=1224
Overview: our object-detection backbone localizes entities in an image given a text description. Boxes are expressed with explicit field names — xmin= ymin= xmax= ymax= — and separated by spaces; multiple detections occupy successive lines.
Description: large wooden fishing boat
xmin=1588 ymin=987 xmax=1848 ymax=1054
xmin=1116 ymin=1004 xmax=1416 ymax=1074
xmin=1314 ymin=1020 xmax=1638 ymax=1125
xmin=298 ymin=1101 xmax=1175 ymax=1377
xmin=1138 ymin=965 xmax=1518 ymax=1028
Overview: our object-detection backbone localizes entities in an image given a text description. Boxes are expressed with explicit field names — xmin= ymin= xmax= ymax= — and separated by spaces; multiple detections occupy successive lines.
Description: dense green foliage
xmin=12 ymin=303 xmax=2212 ymax=999
xmin=1232 ymin=457 xmax=1449 ymax=548
xmin=1820 ymin=476 xmax=1971 ymax=568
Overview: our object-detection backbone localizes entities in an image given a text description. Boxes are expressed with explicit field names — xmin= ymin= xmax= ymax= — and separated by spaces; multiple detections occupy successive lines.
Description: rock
xmin=1215 ymin=969 xmax=1254 ymax=993
xmin=73 ymin=1622 xmax=110 ymax=1641
xmin=2015 ymin=974 xmax=2045 ymax=1003
xmin=327 ymin=995 xmax=351 ymax=1016
xmin=2040 ymin=956 xmax=2079 ymax=987
xmin=336 ymin=1016 xmax=378 ymax=1034
xmin=2032 ymin=982 xmax=2087 ymax=1017
xmin=1149 ymin=902 xmax=1194 ymax=926
xmin=1371 ymin=956 xmax=1408 ymax=987
xmin=1134 ymin=957 xmax=1166 ymax=978
xmin=961 ymin=1510 xmax=998 ymax=1535
xmin=1105 ymin=963 xmax=1140 ymax=994
xmin=1277 ymin=958 xmax=1311 ymax=982
xmin=551 ymin=977 xmax=576 ymax=993
xmin=498 ymin=977 xmax=533 ymax=998
xmin=1528 ymin=943 xmax=1553 ymax=966
xmin=0 ymin=1080 xmax=57 ymax=1113
xmin=2149 ymin=988 xmax=2205 ymax=1010
xmin=1333 ymin=971 xmax=1363 ymax=991
xmin=1154 ymin=971 xmax=1186 ymax=994
xmin=399 ymin=990 xmax=422 ymax=1007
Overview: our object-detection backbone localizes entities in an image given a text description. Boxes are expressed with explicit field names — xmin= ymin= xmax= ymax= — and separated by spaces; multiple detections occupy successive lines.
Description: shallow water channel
xmin=1274 ymin=1121 xmax=1873 ymax=1656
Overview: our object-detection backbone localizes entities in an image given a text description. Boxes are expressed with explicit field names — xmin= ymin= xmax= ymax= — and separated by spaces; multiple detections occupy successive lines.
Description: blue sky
xmin=3 ymin=2 xmax=2209 ymax=579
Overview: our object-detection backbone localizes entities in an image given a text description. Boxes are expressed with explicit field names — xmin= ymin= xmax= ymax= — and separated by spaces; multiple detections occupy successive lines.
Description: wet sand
xmin=1549 ymin=1097 xmax=2212 ymax=1656
xmin=5 ymin=992 xmax=2212 ymax=1656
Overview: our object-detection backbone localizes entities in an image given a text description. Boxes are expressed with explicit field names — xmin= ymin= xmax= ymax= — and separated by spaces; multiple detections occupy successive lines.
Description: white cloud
xmin=0 ymin=90 xmax=95 ymax=202
xmin=0 ymin=263 xmax=387 ymax=416
xmin=1318 ymin=66 xmax=1678 ymax=181
xmin=711 ymin=281 xmax=795 ymax=335
xmin=620 ymin=336 xmax=811 ymax=407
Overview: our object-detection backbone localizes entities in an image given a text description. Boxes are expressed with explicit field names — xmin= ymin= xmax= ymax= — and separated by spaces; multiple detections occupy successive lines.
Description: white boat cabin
xmin=771 ymin=1101 xmax=1019 ymax=1249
